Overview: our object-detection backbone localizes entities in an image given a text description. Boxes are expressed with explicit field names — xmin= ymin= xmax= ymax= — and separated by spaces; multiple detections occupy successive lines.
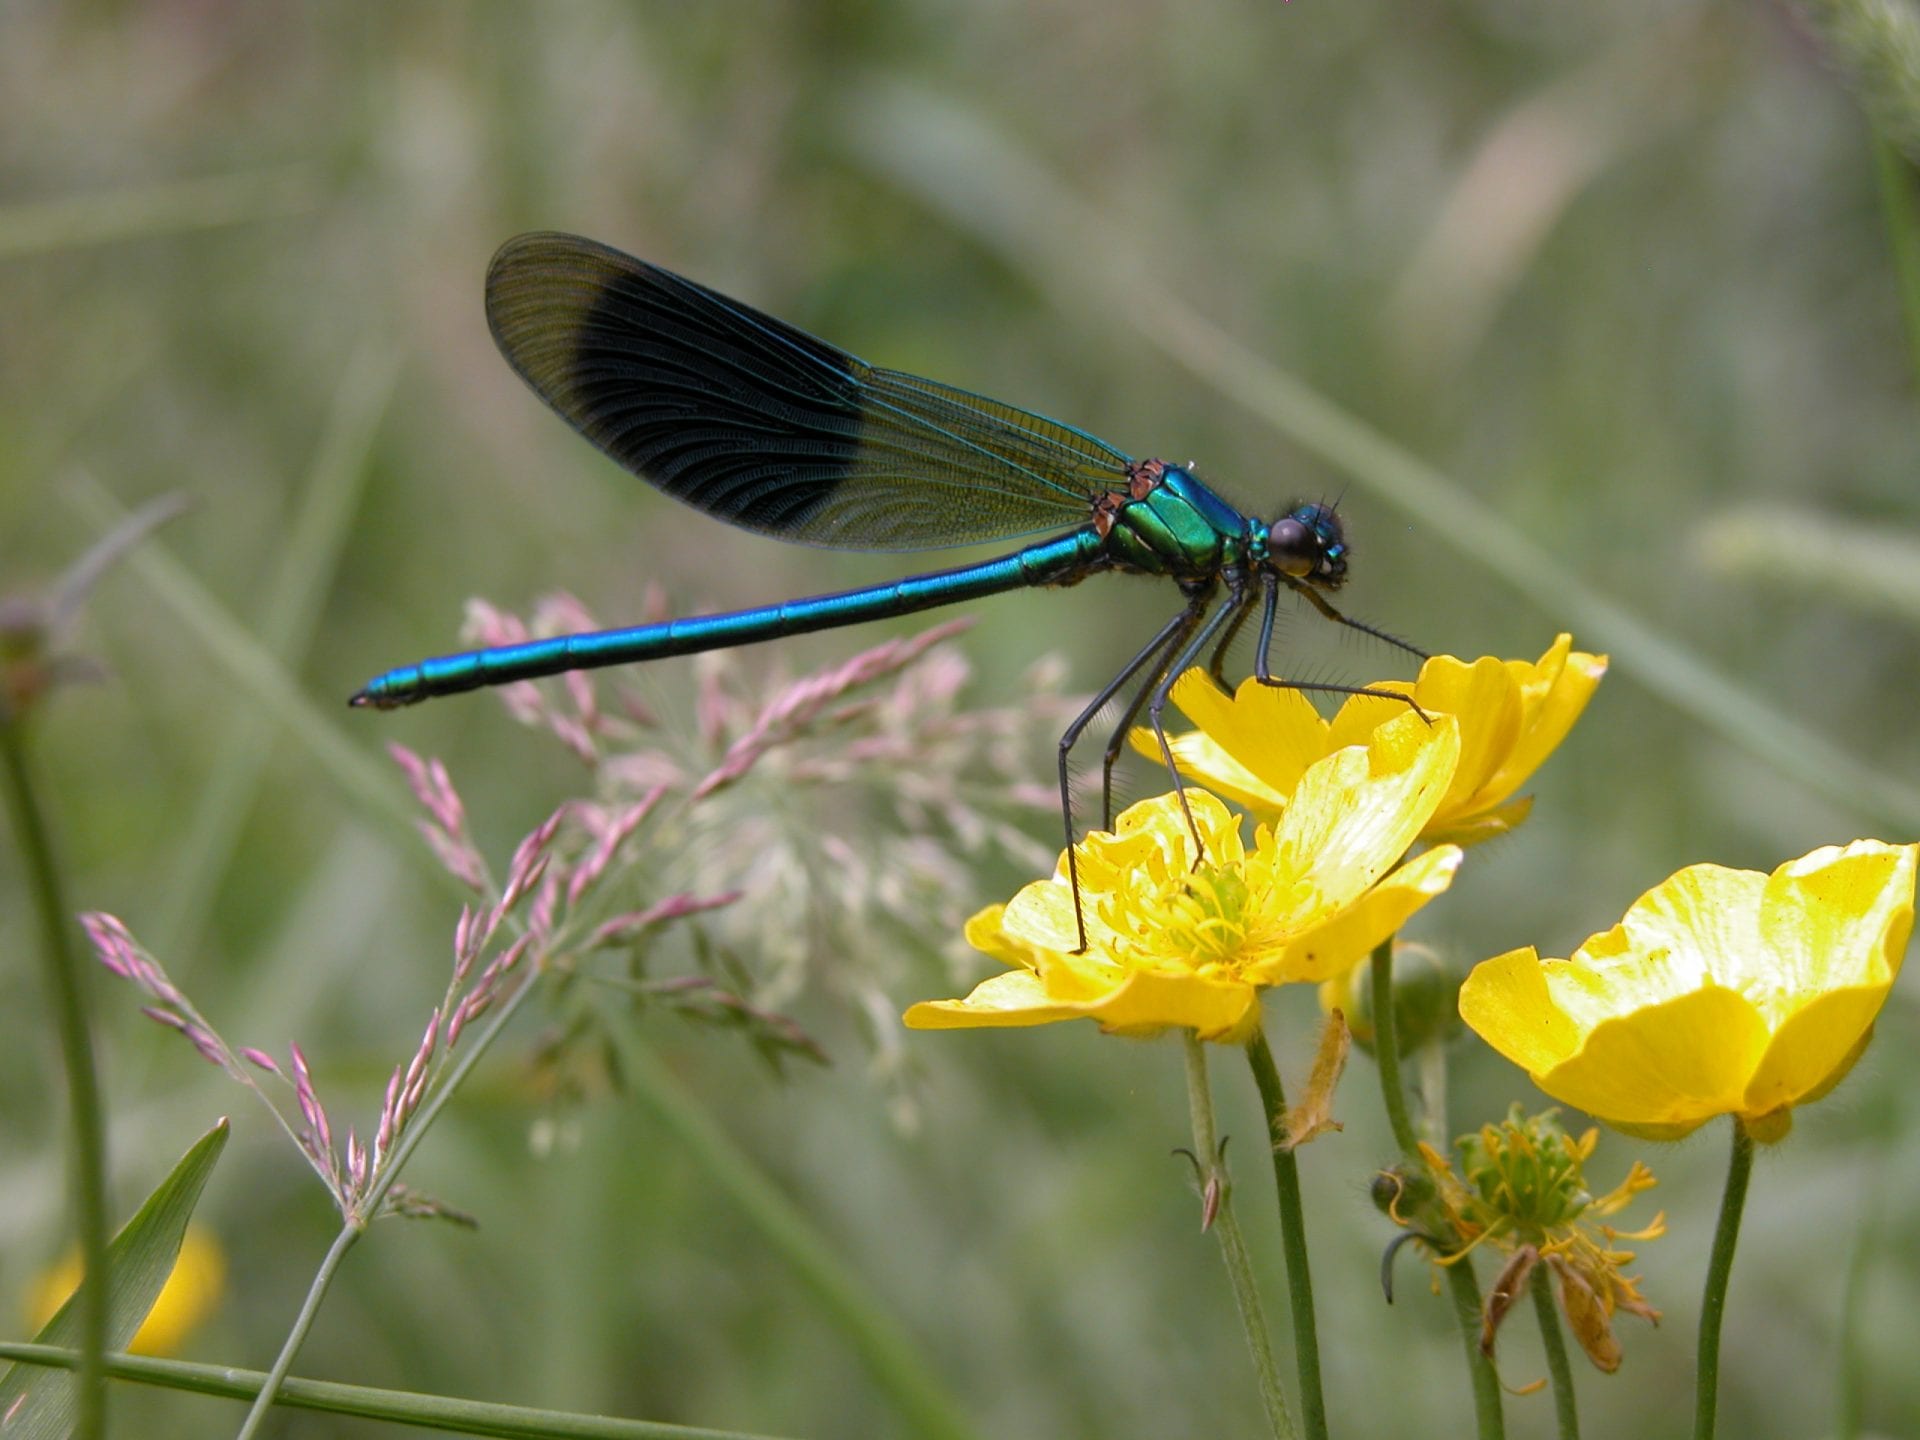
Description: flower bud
xmin=1321 ymin=942 xmax=1461 ymax=1058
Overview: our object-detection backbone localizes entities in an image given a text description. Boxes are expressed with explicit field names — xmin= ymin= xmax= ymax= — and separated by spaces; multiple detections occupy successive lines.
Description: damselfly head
xmin=1266 ymin=504 xmax=1348 ymax=589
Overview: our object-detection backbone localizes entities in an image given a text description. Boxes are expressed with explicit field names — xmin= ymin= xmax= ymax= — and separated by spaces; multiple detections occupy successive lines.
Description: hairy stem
xmin=1182 ymin=1032 xmax=1297 ymax=1440
xmin=1694 ymin=1118 xmax=1755 ymax=1440
xmin=1243 ymin=1029 xmax=1327 ymax=1440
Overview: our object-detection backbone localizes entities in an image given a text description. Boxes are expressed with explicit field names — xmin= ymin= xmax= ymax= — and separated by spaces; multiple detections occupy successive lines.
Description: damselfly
xmin=354 ymin=233 xmax=1421 ymax=945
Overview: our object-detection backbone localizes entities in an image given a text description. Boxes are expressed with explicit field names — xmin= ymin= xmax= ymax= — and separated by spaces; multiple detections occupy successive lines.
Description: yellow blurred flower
xmin=25 ymin=1225 xmax=225 ymax=1356
xmin=1140 ymin=634 xmax=1606 ymax=845
xmin=1460 ymin=840 xmax=1918 ymax=1141
xmin=907 ymin=709 xmax=1464 ymax=1043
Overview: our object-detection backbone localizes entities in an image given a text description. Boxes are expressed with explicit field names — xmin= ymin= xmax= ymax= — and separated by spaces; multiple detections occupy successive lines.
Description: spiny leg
xmin=1055 ymin=599 xmax=1210 ymax=953
xmin=1088 ymin=596 xmax=1239 ymax=891
xmin=1204 ymin=595 xmax=1257 ymax=688
xmin=1148 ymin=581 xmax=1254 ymax=864
xmin=1257 ymin=574 xmax=1428 ymax=718
xmin=1283 ymin=572 xmax=1430 ymax=662
xmin=1097 ymin=602 xmax=1212 ymax=833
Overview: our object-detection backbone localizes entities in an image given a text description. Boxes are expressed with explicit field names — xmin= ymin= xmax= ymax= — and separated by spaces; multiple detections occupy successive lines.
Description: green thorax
xmin=1101 ymin=461 xmax=1256 ymax=579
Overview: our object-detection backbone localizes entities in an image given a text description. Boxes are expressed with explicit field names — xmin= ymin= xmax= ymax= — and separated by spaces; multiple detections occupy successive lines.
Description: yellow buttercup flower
xmin=1460 ymin=840 xmax=1918 ymax=1141
xmin=907 ymin=709 xmax=1464 ymax=1043
xmin=1141 ymin=634 xmax=1606 ymax=845
xmin=26 ymin=1225 xmax=225 ymax=1356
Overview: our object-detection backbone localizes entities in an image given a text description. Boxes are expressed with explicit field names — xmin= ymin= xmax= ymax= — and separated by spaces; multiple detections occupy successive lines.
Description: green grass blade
xmin=609 ymin=1022 xmax=981 ymax=1440
xmin=153 ymin=342 xmax=397 ymax=951
xmin=1700 ymin=505 xmax=1920 ymax=626
xmin=1871 ymin=130 xmax=1920 ymax=391
xmin=0 ymin=1342 xmax=789 ymax=1440
xmin=0 ymin=1120 xmax=229 ymax=1438
xmin=59 ymin=471 xmax=428 ymax=868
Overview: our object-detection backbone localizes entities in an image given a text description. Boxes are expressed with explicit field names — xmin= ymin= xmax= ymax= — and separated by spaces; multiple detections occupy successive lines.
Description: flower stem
xmin=1367 ymin=940 xmax=1419 ymax=1155
xmin=1182 ymin=1033 xmax=1297 ymax=1440
xmin=1695 ymin=1117 xmax=1755 ymax=1440
xmin=1242 ymin=1029 xmax=1327 ymax=1440
xmin=235 ymin=961 xmax=545 ymax=1436
xmin=1530 ymin=1263 xmax=1580 ymax=1440
xmin=1370 ymin=940 xmax=1503 ymax=1437
xmin=1444 ymin=1260 xmax=1506 ymax=1440
xmin=0 ymin=718 xmax=110 ymax=1440
xmin=233 ymin=1222 xmax=361 ymax=1440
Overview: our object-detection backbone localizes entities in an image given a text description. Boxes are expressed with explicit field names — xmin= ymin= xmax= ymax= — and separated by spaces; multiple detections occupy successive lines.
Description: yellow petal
xmin=904 ymin=961 xmax=1259 ymax=1040
xmin=1252 ymin=845 xmax=1463 ymax=985
xmin=1161 ymin=669 xmax=1328 ymax=798
xmin=1001 ymin=875 xmax=1099 ymax=958
xmin=989 ymin=889 xmax=1129 ymax=999
xmin=1078 ymin=964 xmax=1262 ymax=1040
xmin=1324 ymin=684 xmax=1415 ymax=751
xmin=1744 ymin=993 xmax=1883 ymax=1117
xmin=1528 ymin=986 xmax=1769 ymax=1132
xmin=1593 ymin=865 xmax=1768 ymax=1001
xmin=1134 ymin=727 xmax=1291 ymax=812
xmin=904 ymin=970 xmax=1084 ymax=1028
xmin=963 ymin=904 xmax=1042 ymax=971
xmin=1409 ymin=654 xmax=1524 ymax=810
xmin=1486 ymin=638 xmax=1607 ymax=802
xmin=1424 ymin=794 xmax=1533 ymax=848
xmin=1753 ymin=841 xmax=1916 ymax=1006
xmin=1458 ymin=947 xmax=1582 ymax=1074
xmin=1270 ymin=711 xmax=1461 ymax=917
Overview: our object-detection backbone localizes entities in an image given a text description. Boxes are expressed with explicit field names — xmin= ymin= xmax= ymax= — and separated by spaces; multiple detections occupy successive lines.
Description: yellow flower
xmin=907 ymin=709 xmax=1464 ymax=1043
xmin=1141 ymin=634 xmax=1606 ymax=845
xmin=1460 ymin=840 xmax=1918 ymax=1141
xmin=25 ymin=1225 xmax=225 ymax=1356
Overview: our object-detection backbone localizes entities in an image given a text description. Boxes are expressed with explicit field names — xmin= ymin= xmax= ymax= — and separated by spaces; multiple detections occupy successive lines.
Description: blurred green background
xmin=5 ymin=1 xmax=1920 ymax=1436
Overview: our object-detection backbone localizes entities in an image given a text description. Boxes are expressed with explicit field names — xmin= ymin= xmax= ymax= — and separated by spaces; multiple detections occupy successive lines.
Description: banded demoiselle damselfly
xmin=353 ymin=232 xmax=1422 ymax=946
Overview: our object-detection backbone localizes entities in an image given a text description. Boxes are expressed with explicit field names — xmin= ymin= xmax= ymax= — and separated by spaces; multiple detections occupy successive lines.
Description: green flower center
xmin=1459 ymin=1106 xmax=1594 ymax=1233
xmin=1099 ymin=860 xmax=1259 ymax=972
